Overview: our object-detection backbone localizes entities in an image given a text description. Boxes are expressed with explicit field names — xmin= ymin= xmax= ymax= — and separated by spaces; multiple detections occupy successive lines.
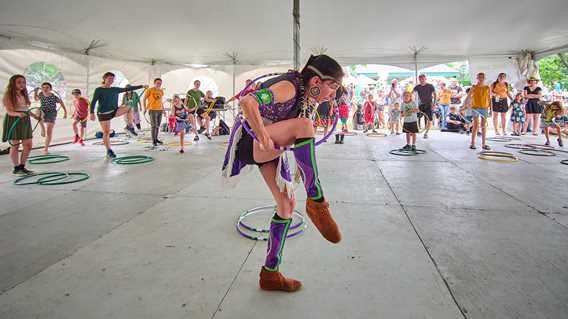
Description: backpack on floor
xmin=95 ymin=129 xmax=116 ymax=139
xmin=218 ymin=119 xmax=230 ymax=135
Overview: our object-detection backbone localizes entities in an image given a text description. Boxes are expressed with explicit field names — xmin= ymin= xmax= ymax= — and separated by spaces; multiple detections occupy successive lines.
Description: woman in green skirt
xmin=2 ymin=74 xmax=37 ymax=175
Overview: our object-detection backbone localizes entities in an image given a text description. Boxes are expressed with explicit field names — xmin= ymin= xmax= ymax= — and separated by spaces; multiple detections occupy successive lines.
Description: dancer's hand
xmin=258 ymin=130 xmax=274 ymax=151
xmin=89 ymin=113 xmax=95 ymax=121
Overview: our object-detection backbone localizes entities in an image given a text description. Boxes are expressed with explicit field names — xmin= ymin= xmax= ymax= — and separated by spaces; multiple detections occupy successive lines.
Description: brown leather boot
xmin=306 ymin=199 xmax=341 ymax=243
xmin=259 ymin=267 xmax=302 ymax=292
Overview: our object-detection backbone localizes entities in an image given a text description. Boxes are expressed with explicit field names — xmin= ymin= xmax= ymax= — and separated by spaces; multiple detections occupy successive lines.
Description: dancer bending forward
xmin=223 ymin=55 xmax=344 ymax=292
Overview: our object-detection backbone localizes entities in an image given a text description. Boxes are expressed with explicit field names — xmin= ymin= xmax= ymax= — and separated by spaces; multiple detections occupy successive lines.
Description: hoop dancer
xmin=222 ymin=55 xmax=344 ymax=292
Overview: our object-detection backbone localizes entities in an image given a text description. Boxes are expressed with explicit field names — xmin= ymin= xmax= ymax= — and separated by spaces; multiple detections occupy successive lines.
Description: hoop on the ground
xmin=28 ymin=154 xmax=70 ymax=164
xmin=389 ymin=148 xmax=427 ymax=156
xmin=525 ymin=144 xmax=556 ymax=151
xmin=236 ymin=205 xmax=307 ymax=241
xmin=37 ymin=172 xmax=90 ymax=185
xmin=92 ymin=139 xmax=129 ymax=146
xmin=478 ymin=151 xmax=519 ymax=162
xmin=111 ymin=155 xmax=154 ymax=165
xmin=518 ymin=149 xmax=556 ymax=157
xmin=165 ymin=141 xmax=191 ymax=147
xmin=13 ymin=172 xmax=68 ymax=185
xmin=366 ymin=132 xmax=387 ymax=137
xmin=504 ymin=143 xmax=534 ymax=150
xmin=487 ymin=136 xmax=520 ymax=142
xmin=144 ymin=145 xmax=168 ymax=152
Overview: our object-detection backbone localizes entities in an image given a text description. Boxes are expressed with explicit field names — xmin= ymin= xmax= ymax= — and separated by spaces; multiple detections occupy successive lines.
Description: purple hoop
xmin=235 ymin=205 xmax=307 ymax=241
xmin=237 ymin=73 xmax=340 ymax=151
xmin=238 ymin=207 xmax=305 ymax=232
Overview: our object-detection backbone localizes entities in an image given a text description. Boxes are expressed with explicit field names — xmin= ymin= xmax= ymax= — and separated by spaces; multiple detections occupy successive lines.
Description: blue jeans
xmin=439 ymin=104 xmax=449 ymax=128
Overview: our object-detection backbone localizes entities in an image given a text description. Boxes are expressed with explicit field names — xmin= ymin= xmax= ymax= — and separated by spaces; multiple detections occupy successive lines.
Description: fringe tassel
xmin=222 ymin=124 xmax=244 ymax=188
xmin=275 ymin=153 xmax=295 ymax=199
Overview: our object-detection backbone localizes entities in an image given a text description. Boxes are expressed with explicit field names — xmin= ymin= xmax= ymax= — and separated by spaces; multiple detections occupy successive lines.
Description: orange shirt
xmin=492 ymin=82 xmax=508 ymax=98
xmin=438 ymin=88 xmax=452 ymax=105
xmin=144 ymin=87 xmax=164 ymax=110
xmin=471 ymin=85 xmax=490 ymax=109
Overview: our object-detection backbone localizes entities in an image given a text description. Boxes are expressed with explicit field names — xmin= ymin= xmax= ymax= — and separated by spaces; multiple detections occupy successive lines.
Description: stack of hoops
xmin=236 ymin=205 xmax=307 ymax=241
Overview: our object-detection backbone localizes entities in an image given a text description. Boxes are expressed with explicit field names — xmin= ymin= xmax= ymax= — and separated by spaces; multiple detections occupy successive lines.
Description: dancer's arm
xmin=240 ymin=81 xmax=295 ymax=150
xmin=119 ymin=85 xmax=144 ymax=93
xmin=89 ymin=88 xmax=100 ymax=121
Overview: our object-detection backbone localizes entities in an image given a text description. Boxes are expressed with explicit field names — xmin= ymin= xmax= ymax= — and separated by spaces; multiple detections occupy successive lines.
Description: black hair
xmin=41 ymin=82 xmax=52 ymax=89
xmin=154 ymin=78 xmax=162 ymax=83
xmin=300 ymin=55 xmax=344 ymax=85
xmin=492 ymin=73 xmax=507 ymax=89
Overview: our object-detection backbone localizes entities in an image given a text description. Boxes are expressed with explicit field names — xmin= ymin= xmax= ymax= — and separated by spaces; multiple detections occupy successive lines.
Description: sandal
xmin=469 ymin=144 xmax=476 ymax=149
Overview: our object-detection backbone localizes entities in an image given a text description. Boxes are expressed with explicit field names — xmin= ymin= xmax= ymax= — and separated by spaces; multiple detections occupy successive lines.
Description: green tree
xmin=538 ymin=54 xmax=568 ymax=89
xmin=447 ymin=61 xmax=470 ymax=86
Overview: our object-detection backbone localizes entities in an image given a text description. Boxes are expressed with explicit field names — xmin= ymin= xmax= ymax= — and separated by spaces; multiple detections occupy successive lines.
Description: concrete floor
xmin=0 ymin=128 xmax=567 ymax=319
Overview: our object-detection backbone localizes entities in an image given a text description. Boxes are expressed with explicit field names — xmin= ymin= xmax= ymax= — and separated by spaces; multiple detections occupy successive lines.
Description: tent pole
xmin=232 ymin=64 xmax=236 ymax=120
xmin=411 ymin=46 xmax=425 ymax=83
xmin=293 ymin=0 xmax=300 ymax=70
xmin=414 ymin=51 xmax=418 ymax=84
xmin=85 ymin=56 xmax=90 ymax=98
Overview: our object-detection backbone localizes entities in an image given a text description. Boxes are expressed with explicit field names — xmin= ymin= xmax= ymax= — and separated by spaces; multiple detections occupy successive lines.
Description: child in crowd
xmin=375 ymin=92 xmax=385 ymax=130
xmin=542 ymin=101 xmax=564 ymax=147
xmin=71 ymin=89 xmax=89 ymax=146
xmin=335 ymin=86 xmax=349 ymax=144
xmin=34 ymin=82 xmax=68 ymax=154
xmin=363 ymin=94 xmax=376 ymax=133
xmin=172 ymin=95 xmax=190 ymax=153
xmin=461 ymin=87 xmax=474 ymax=135
xmin=510 ymin=93 xmax=525 ymax=136
xmin=401 ymin=91 xmax=419 ymax=151
xmin=466 ymin=72 xmax=491 ymax=150
xmin=122 ymin=86 xmax=142 ymax=132
xmin=388 ymin=102 xmax=401 ymax=135
xmin=443 ymin=105 xmax=467 ymax=133
xmin=3 ymin=74 xmax=37 ymax=175
xmin=338 ymin=97 xmax=350 ymax=132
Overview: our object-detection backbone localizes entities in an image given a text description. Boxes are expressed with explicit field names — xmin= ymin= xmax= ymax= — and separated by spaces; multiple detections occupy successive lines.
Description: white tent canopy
xmin=1 ymin=0 xmax=567 ymax=66
xmin=0 ymin=0 xmax=567 ymax=107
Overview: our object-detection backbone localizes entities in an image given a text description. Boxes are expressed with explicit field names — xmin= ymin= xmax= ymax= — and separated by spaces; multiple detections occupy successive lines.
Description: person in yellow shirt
xmin=143 ymin=78 xmax=165 ymax=146
xmin=437 ymin=82 xmax=452 ymax=129
xmin=466 ymin=72 xmax=491 ymax=150
xmin=490 ymin=73 xmax=513 ymax=136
